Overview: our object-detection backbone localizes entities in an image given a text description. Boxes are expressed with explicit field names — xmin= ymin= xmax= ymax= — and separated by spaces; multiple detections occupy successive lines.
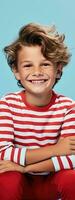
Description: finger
xmin=0 ymin=164 xmax=8 ymax=170
xmin=0 ymin=170 xmax=6 ymax=173
xmin=71 ymin=150 xmax=75 ymax=154
xmin=70 ymin=136 xmax=75 ymax=141
xmin=0 ymin=160 xmax=10 ymax=165
xmin=0 ymin=168 xmax=11 ymax=173
xmin=0 ymin=166 xmax=8 ymax=172
xmin=0 ymin=160 xmax=6 ymax=164
xmin=70 ymin=141 xmax=75 ymax=145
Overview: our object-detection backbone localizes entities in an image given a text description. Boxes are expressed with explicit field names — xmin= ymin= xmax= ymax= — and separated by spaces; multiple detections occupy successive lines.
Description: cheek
xmin=19 ymin=70 xmax=28 ymax=80
xmin=49 ymin=70 xmax=57 ymax=80
xmin=52 ymin=69 xmax=57 ymax=78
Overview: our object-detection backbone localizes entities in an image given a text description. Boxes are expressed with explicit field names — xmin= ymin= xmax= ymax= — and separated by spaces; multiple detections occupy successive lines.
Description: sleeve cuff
xmin=19 ymin=148 xmax=27 ymax=166
xmin=51 ymin=157 xmax=60 ymax=171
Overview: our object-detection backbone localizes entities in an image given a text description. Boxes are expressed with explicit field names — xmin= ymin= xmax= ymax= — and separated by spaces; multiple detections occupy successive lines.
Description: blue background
xmin=0 ymin=0 xmax=75 ymax=99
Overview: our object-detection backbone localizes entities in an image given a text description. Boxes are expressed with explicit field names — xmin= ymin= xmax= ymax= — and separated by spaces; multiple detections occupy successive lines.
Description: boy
xmin=0 ymin=23 xmax=75 ymax=200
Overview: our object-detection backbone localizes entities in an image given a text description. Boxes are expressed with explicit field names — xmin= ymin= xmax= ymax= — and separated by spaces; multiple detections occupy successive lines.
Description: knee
xmin=0 ymin=171 xmax=24 ymax=200
xmin=55 ymin=170 xmax=75 ymax=191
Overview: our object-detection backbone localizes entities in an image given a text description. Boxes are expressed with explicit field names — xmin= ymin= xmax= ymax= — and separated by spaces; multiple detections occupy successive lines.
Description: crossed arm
xmin=0 ymin=98 xmax=75 ymax=174
xmin=0 ymin=136 xmax=75 ymax=173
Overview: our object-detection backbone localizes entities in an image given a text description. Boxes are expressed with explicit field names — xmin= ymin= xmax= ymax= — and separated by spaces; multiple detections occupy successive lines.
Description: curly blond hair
xmin=4 ymin=23 xmax=71 ymax=87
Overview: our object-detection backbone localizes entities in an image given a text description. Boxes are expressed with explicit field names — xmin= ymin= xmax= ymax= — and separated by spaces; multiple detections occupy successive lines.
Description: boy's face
xmin=14 ymin=45 xmax=59 ymax=97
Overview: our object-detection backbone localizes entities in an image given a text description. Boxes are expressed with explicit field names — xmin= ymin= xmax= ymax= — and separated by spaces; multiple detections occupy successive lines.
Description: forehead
xmin=17 ymin=45 xmax=46 ymax=61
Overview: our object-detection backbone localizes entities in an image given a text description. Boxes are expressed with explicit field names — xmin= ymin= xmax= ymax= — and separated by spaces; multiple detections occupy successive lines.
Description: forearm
xmin=0 ymin=144 xmax=57 ymax=167
xmin=26 ymin=138 xmax=66 ymax=165
xmin=26 ymin=145 xmax=56 ymax=165
xmin=25 ymin=159 xmax=55 ymax=173
xmin=25 ymin=138 xmax=66 ymax=165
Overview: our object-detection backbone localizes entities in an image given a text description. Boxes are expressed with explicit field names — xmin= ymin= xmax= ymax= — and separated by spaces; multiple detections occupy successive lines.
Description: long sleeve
xmin=51 ymin=104 xmax=75 ymax=171
xmin=1 ymin=91 xmax=75 ymax=171
xmin=0 ymin=99 xmax=26 ymax=166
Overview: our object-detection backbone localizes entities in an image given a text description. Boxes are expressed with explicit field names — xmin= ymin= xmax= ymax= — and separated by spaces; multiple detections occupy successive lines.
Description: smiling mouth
xmin=28 ymin=79 xmax=48 ymax=84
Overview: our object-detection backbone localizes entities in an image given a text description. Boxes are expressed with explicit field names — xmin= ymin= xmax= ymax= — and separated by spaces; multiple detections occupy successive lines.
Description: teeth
xmin=31 ymin=80 xmax=45 ymax=83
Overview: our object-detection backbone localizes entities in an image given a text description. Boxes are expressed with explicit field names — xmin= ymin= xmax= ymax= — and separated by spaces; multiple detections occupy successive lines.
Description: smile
xmin=28 ymin=79 xmax=48 ymax=84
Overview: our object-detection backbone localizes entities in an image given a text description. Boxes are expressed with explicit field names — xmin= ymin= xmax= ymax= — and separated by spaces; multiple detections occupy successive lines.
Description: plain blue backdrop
xmin=0 ymin=0 xmax=75 ymax=99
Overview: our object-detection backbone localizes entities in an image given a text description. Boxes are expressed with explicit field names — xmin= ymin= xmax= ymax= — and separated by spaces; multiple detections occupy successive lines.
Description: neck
xmin=25 ymin=91 xmax=52 ymax=107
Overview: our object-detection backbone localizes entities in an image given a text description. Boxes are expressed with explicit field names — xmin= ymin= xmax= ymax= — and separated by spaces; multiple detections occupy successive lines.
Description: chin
xmin=32 ymin=90 xmax=48 ymax=96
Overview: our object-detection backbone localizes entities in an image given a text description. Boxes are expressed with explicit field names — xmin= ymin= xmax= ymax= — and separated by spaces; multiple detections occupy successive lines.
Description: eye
xmin=23 ymin=64 xmax=32 ymax=68
xmin=44 ymin=63 xmax=49 ymax=66
xmin=42 ymin=62 xmax=51 ymax=67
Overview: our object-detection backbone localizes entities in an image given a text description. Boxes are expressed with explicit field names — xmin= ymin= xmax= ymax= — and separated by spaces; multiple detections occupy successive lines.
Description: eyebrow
xmin=20 ymin=59 xmax=50 ymax=64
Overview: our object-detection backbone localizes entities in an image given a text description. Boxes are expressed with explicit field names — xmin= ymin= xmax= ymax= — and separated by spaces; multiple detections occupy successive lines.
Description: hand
xmin=0 ymin=160 xmax=25 ymax=173
xmin=53 ymin=136 xmax=75 ymax=156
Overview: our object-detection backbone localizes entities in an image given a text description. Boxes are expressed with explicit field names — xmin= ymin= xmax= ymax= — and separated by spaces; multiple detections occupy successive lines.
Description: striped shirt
xmin=0 ymin=89 xmax=75 ymax=172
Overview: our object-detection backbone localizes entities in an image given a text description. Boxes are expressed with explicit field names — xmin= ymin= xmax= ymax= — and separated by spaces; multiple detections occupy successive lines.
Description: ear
xmin=56 ymin=64 xmax=63 ymax=79
xmin=12 ymin=67 xmax=20 ymax=80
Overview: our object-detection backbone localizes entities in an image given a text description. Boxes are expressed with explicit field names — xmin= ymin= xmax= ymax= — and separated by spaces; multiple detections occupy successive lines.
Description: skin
xmin=1 ymin=45 xmax=75 ymax=174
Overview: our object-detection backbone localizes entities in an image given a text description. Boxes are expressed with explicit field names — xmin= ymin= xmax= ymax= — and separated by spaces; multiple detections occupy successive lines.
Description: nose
xmin=33 ymin=65 xmax=43 ymax=76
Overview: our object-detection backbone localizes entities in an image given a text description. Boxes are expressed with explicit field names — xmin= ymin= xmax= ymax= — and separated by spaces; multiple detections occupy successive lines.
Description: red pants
xmin=0 ymin=170 xmax=75 ymax=200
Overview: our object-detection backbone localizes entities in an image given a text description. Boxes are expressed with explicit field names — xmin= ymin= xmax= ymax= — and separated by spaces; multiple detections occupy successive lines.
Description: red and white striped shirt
xmin=0 ymin=90 xmax=75 ymax=172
